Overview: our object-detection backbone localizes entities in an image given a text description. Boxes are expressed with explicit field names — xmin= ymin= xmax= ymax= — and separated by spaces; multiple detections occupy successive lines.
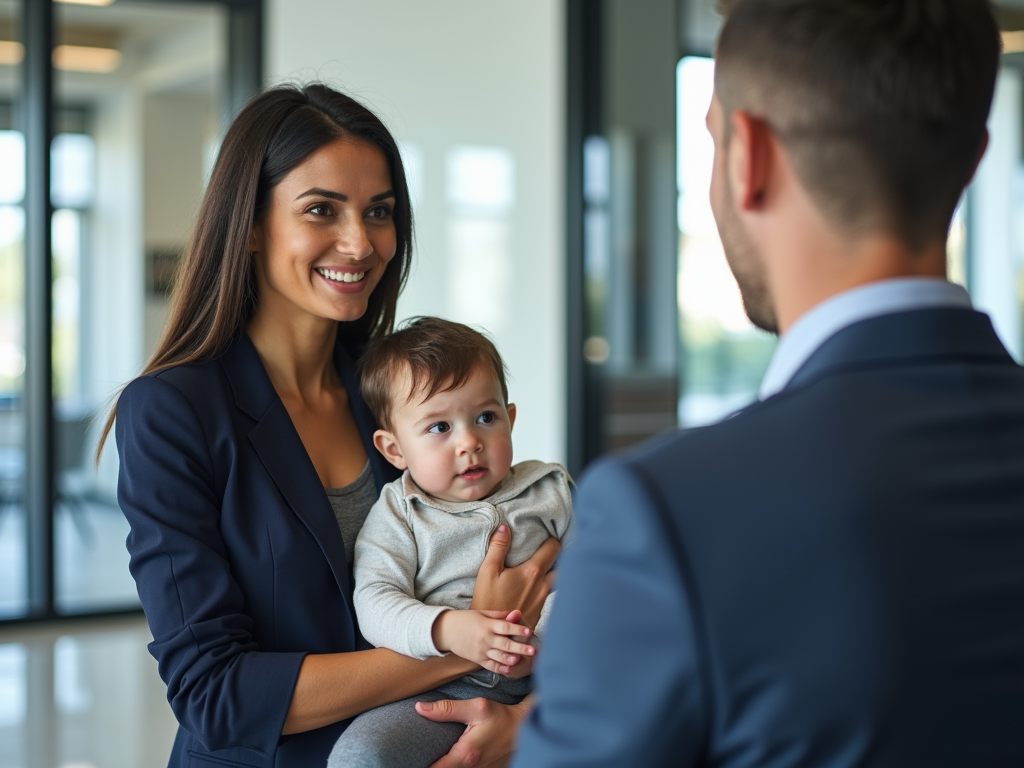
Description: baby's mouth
xmin=459 ymin=466 xmax=487 ymax=481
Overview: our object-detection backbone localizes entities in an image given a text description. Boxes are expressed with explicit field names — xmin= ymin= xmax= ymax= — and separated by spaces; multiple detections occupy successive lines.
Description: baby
xmin=328 ymin=317 xmax=573 ymax=768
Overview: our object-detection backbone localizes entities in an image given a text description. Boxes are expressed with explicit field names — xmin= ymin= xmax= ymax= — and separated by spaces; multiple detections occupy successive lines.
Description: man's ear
xmin=728 ymin=111 xmax=775 ymax=212
xmin=506 ymin=403 xmax=517 ymax=431
xmin=373 ymin=429 xmax=408 ymax=470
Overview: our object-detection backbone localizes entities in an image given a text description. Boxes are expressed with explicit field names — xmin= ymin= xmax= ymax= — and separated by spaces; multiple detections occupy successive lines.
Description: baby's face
xmin=374 ymin=366 xmax=516 ymax=503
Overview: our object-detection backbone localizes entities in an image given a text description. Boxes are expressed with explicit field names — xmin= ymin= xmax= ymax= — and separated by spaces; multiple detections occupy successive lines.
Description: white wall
xmin=267 ymin=1 xmax=567 ymax=464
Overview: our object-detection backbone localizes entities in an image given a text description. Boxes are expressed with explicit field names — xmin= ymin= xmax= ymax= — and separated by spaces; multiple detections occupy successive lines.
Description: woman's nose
xmin=335 ymin=217 xmax=373 ymax=260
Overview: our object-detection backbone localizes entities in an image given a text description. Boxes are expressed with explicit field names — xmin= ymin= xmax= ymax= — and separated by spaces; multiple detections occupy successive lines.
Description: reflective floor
xmin=0 ymin=616 xmax=177 ymax=768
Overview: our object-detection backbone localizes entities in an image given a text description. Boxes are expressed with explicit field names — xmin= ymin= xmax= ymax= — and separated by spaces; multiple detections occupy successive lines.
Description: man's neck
xmin=768 ymin=231 xmax=948 ymax=335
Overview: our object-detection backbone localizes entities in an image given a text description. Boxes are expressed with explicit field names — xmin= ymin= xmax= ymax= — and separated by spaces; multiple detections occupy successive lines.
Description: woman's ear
xmin=373 ymin=429 xmax=408 ymax=470
xmin=506 ymin=403 xmax=517 ymax=431
xmin=248 ymin=221 xmax=263 ymax=255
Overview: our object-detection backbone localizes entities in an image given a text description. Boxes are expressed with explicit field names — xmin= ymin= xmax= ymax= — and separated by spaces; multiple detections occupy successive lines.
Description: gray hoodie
xmin=353 ymin=460 xmax=574 ymax=660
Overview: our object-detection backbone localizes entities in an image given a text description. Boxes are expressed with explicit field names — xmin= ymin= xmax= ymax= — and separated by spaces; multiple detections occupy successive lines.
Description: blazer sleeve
xmin=116 ymin=374 xmax=305 ymax=756
xmin=511 ymin=456 xmax=708 ymax=768
xmin=352 ymin=486 xmax=449 ymax=660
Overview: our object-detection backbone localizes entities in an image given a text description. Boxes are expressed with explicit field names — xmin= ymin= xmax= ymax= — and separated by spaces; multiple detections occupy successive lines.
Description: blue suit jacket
xmin=514 ymin=308 xmax=1024 ymax=767
xmin=116 ymin=332 xmax=400 ymax=768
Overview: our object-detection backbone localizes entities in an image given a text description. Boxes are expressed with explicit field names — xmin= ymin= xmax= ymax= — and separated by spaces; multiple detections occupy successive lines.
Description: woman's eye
xmin=477 ymin=411 xmax=496 ymax=425
xmin=428 ymin=422 xmax=450 ymax=434
xmin=367 ymin=205 xmax=393 ymax=220
xmin=307 ymin=203 xmax=333 ymax=217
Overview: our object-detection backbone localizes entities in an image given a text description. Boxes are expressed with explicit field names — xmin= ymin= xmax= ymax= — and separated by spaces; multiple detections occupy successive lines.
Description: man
xmin=507 ymin=0 xmax=1024 ymax=765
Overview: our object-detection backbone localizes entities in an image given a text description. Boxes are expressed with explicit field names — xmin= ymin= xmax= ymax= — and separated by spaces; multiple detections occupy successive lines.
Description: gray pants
xmin=327 ymin=674 xmax=531 ymax=768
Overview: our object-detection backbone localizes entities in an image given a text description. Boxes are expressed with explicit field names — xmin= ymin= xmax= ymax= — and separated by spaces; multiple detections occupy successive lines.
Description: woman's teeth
xmin=316 ymin=268 xmax=366 ymax=283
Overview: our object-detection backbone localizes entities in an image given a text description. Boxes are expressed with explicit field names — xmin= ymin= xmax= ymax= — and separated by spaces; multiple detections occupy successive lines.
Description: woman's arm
xmin=285 ymin=522 xmax=557 ymax=735
xmin=283 ymin=647 xmax=476 ymax=734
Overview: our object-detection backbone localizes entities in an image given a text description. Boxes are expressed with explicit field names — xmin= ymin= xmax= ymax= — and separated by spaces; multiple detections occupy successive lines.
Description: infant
xmin=328 ymin=316 xmax=573 ymax=768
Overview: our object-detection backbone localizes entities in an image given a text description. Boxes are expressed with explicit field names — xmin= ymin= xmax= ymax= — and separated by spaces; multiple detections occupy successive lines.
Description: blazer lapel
xmin=787 ymin=307 xmax=1014 ymax=392
xmin=220 ymin=334 xmax=355 ymax=615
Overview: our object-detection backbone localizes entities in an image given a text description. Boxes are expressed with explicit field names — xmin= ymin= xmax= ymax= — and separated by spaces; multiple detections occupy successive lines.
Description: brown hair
xmin=360 ymin=317 xmax=509 ymax=431
xmin=97 ymin=83 xmax=413 ymax=458
xmin=715 ymin=0 xmax=1000 ymax=249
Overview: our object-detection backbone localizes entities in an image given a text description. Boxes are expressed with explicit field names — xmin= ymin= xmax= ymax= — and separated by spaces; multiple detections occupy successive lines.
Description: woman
xmin=103 ymin=84 xmax=557 ymax=767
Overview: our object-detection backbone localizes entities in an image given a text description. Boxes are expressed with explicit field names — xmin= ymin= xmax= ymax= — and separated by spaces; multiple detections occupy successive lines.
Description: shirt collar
xmin=758 ymin=277 xmax=972 ymax=400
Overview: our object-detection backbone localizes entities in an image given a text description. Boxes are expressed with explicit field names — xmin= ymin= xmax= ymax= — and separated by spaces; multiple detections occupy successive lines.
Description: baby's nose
xmin=456 ymin=430 xmax=483 ymax=453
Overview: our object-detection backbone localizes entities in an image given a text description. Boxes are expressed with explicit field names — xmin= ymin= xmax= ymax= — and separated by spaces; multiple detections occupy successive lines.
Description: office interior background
xmin=1 ymin=0 xmax=1023 ymax=765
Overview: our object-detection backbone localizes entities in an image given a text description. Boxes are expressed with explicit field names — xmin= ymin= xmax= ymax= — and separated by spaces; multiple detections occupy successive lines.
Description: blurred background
xmin=1 ymin=0 xmax=1023 ymax=765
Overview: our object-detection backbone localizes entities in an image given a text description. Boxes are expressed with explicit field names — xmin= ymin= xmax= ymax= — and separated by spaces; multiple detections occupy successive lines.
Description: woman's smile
xmin=250 ymin=138 xmax=398 ymax=325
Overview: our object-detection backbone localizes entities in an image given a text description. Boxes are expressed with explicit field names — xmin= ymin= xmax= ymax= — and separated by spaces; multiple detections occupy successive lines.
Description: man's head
xmin=709 ymin=0 xmax=1001 ymax=332
xmin=360 ymin=317 xmax=516 ymax=503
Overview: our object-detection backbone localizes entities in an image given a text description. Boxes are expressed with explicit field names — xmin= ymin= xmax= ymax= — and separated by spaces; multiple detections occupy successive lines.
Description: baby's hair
xmin=360 ymin=316 xmax=509 ymax=431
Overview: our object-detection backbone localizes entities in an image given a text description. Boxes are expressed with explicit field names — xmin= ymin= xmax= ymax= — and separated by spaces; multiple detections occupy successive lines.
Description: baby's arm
xmin=432 ymin=608 xmax=535 ymax=674
xmin=353 ymin=490 xmax=451 ymax=660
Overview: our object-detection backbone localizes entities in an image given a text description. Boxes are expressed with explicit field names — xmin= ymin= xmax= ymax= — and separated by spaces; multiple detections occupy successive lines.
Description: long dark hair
xmin=97 ymin=84 xmax=413 ymax=457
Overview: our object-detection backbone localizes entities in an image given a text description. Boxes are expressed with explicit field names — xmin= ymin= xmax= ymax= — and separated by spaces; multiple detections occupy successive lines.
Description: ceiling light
xmin=0 ymin=40 xmax=23 ymax=66
xmin=1003 ymin=30 xmax=1024 ymax=54
xmin=53 ymin=45 xmax=121 ymax=73
xmin=56 ymin=0 xmax=116 ymax=6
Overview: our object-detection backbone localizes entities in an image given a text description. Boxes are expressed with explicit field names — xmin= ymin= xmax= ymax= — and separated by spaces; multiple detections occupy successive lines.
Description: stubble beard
xmin=717 ymin=180 xmax=778 ymax=335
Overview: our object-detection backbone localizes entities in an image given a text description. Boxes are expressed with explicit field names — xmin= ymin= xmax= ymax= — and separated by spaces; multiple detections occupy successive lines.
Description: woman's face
xmin=250 ymin=138 xmax=397 ymax=326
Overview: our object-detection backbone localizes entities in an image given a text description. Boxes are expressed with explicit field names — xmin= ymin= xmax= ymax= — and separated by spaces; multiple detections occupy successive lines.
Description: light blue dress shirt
xmin=758 ymin=277 xmax=973 ymax=400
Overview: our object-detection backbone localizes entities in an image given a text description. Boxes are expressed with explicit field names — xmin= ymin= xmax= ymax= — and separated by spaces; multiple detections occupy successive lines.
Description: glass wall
xmin=51 ymin=0 xmax=227 ymax=613
xmin=0 ymin=0 xmax=247 ymax=622
xmin=676 ymin=55 xmax=775 ymax=427
xmin=569 ymin=0 xmax=680 ymax=472
xmin=0 ymin=0 xmax=24 ymax=619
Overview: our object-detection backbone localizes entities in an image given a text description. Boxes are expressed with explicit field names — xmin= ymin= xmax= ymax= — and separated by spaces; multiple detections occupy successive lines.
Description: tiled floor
xmin=0 ymin=616 xmax=178 ymax=768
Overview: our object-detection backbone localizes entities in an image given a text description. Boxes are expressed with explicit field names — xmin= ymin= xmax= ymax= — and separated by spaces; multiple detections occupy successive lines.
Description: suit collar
xmin=217 ymin=332 xmax=398 ymax=626
xmin=760 ymin=278 xmax=972 ymax=400
xmin=785 ymin=307 xmax=1014 ymax=392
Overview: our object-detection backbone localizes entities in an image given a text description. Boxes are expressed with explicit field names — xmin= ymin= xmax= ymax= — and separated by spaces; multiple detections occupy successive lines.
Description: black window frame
xmin=4 ymin=0 xmax=263 ymax=627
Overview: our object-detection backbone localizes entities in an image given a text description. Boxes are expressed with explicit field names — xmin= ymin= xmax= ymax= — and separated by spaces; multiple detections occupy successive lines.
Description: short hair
xmin=715 ymin=0 xmax=1001 ymax=249
xmin=360 ymin=317 xmax=510 ymax=431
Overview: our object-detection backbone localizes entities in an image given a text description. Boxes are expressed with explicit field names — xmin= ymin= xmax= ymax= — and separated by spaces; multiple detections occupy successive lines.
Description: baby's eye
xmin=477 ymin=411 xmax=496 ymax=425
xmin=428 ymin=422 xmax=451 ymax=434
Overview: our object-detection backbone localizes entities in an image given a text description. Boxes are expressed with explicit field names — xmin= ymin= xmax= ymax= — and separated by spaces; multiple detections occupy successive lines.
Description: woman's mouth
xmin=316 ymin=267 xmax=366 ymax=284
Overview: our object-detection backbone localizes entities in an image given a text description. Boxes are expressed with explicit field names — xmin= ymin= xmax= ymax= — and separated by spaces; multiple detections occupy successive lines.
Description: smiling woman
xmin=97 ymin=83 xmax=552 ymax=768
xmin=249 ymin=140 xmax=398 ymax=329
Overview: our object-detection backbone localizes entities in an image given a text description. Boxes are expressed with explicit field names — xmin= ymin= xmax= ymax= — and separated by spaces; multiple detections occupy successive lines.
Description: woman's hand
xmin=471 ymin=525 xmax=560 ymax=629
xmin=416 ymin=694 xmax=533 ymax=768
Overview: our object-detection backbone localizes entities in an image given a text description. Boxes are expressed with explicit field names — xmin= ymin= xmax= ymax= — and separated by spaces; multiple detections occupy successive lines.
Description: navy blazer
xmin=116 ymin=332 xmax=400 ymax=768
xmin=514 ymin=308 xmax=1024 ymax=767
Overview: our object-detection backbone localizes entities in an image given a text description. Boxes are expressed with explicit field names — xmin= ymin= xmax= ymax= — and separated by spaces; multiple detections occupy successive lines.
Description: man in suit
xmin=507 ymin=0 xmax=1024 ymax=765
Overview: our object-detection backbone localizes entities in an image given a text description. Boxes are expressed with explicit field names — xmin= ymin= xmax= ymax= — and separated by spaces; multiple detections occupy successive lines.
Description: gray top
xmin=325 ymin=461 xmax=377 ymax=565
xmin=353 ymin=460 xmax=574 ymax=660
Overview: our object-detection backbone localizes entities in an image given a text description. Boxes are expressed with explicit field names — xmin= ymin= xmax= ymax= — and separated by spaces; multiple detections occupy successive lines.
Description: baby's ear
xmin=506 ymin=403 xmax=517 ymax=431
xmin=373 ymin=429 xmax=408 ymax=470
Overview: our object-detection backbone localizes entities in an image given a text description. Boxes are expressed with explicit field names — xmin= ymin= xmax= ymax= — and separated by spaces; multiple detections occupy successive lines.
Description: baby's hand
xmin=431 ymin=608 xmax=535 ymax=675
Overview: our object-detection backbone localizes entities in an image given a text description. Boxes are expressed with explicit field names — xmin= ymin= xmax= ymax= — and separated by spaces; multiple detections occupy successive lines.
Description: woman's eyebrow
xmin=295 ymin=187 xmax=346 ymax=202
xmin=293 ymin=188 xmax=396 ymax=202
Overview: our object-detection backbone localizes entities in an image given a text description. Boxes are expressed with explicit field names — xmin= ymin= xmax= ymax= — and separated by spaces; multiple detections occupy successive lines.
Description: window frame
xmin=2 ymin=0 xmax=263 ymax=627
